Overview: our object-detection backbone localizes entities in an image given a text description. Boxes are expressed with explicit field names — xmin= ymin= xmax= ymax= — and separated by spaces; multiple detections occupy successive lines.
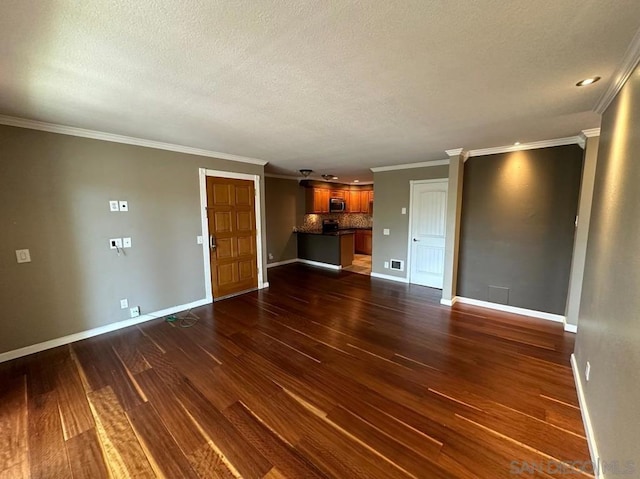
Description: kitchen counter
xmin=297 ymin=230 xmax=354 ymax=267
xmin=296 ymin=226 xmax=371 ymax=235
xmin=296 ymin=229 xmax=356 ymax=236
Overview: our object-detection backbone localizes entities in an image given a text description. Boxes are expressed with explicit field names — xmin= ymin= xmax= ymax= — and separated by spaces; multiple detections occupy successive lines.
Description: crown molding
xmin=370 ymin=159 xmax=449 ymax=173
xmin=446 ymin=148 xmax=470 ymax=162
xmin=467 ymin=136 xmax=580 ymax=158
xmin=0 ymin=114 xmax=269 ymax=166
xmin=265 ymin=173 xmax=302 ymax=181
xmin=577 ymin=128 xmax=601 ymax=149
xmin=594 ymin=26 xmax=640 ymax=115
xmin=581 ymin=128 xmax=601 ymax=138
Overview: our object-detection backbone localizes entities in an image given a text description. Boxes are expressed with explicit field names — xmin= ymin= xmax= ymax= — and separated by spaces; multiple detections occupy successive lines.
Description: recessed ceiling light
xmin=353 ymin=179 xmax=359 ymax=183
xmin=514 ymin=142 xmax=520 ymax=146
xmin=576 ymin=77 xmax=601 ymax=87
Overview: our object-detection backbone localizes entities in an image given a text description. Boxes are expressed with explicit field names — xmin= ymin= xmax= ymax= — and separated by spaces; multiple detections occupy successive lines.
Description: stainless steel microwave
xmin=329 ymin=197 xmax=346 ymax=212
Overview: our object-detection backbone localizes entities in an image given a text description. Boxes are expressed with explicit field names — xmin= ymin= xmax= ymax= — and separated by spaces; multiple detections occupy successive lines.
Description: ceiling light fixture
xmin=321 ymin=174 xmax=338 ymax=181
xmin=576 ymin=77 xmax=601 ymax=87
xmin=353 ymin=179 xmax=360 ymax=183
xmin=299 ymin=169 xmax=313 ymax=177
xmin=514 ymin=142 xmax=520 ymax=146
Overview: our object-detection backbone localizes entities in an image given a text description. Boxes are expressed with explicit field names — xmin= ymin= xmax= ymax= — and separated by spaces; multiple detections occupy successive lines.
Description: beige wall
xmin=265 ymin=177 xmax=303 ymax=263
xmin=0 ymin=125 xmax=266 ymax=354
xmin=371 ymin=165 xmax=449 ymax=277
xmin=574 ymin=64 xmax=640 ymax=471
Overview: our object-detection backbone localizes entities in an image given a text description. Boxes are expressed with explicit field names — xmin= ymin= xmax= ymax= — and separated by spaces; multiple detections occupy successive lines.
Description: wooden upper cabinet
xmin=303 ymin=185 xmax=373 ymax=215
xmin=347 ymin=190 xmax=361 ymax=213
xmin=306 ymin=188 xmax=330 ymax=213
xmin=360 ymin=190 xmax=371 ymax=214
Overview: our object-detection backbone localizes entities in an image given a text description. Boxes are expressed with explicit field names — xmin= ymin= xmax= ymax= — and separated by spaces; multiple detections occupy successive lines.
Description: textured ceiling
xmin=1 ymin=1 xmax=639 ymax=182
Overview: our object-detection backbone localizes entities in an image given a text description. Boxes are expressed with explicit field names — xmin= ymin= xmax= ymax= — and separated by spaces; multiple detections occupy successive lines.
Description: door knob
xmin=210 ymin=235 xmax=217 ymax=249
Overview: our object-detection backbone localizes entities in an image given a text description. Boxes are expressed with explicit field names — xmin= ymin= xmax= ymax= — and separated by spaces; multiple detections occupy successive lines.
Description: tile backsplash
xmin=300 ymin=213 xmax=372 ymax=231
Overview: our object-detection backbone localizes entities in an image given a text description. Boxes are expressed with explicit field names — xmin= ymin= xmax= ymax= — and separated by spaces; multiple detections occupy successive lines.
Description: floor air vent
xmin=390 ymin=259 xmax=404 ymax=271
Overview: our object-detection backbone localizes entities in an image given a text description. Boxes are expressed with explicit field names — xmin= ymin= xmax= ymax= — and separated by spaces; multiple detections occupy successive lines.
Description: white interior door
xmin=409 ymin=181 xmax=448 ymax=288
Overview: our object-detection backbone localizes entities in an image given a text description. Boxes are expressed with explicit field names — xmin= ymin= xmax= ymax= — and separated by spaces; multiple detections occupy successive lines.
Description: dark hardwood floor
xmin=0 ymin=264 xmax=592 ymax=478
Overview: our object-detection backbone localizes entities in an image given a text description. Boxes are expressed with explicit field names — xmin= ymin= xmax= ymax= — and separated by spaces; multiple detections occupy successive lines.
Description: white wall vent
xmin=390 ymin=259 xmax=404 ymax=271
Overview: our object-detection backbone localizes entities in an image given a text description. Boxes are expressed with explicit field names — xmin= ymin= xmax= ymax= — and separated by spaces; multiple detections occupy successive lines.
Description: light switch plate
xmin=15 ymin=249 xmax=31 ymax=263
xmin=109 ymin=200 xmax=120 ymax=212
xmin=123 ymin=237 xmax=132 ymax=248
xmin=196 ymin=235 xmax=203 ymax=244
xmin=109 ymin=238 xmax=123 ymax=249
xmin=383 ymin=228 xmax=390 ymax=235
xmin=120 ymin=299 xmax=129 ymax=309
xmin=401 ymin=207 xmax=407 ymax=215
xmin=585 ymin=361 xmax=591 ymax=382
xmin=119 ymin=201 xmax=128 ymax=211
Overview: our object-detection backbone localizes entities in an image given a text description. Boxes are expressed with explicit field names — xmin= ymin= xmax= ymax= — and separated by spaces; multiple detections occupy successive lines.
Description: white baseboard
xmin=440 ymin=297 xmax=458 ymax=306
xmin=454 ymin=296 xmax=566 ymax=323
xmin=370 ymin=272 xmax=409 ymax=283
xmin=266 ymin=258 xmax=298 ymax=268
xmin=564 ymin=323 xmax=578 ymax=333
xmin=0 ymin=298 xmax=211 ymax=364
xmin=297 ymin=259 xmax=342 ymax=270
xmin=571 ymin=353 xmax=601 ymax=478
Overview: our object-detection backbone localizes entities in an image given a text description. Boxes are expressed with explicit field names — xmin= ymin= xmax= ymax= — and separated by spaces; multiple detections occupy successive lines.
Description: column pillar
xmin=564 ymin=130 xmax=600 ymax=331
xmin=441 ymin=148 xmax=467 ymax=305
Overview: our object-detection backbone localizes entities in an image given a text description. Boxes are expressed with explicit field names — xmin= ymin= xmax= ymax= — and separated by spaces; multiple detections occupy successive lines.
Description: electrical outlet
xmin=123 ymin=237 xmax=132 ymax=248
xmin=268 ymin=253 xmax=274 ymax=260
xmin=109 ymin=200 xmax=120 ymax=212
xmin=384 ymin=261 xmax=389 ymax=268
xmin=119 ymin=201 xmax=128 ymax=212
xmin=15 ymin=249 xmax=31 ymax=263
xmin=130 ymin=306 xmax=140 ymax=318
xmin=383 ymin=228 xmax=390 ymax=235
xmin=109 ymin=238 xmax=123 ymax=249
xmin=120 ymin=299 xmax=128 ymax=309
xmin=585 ymin=361 xmax=591 ymax=382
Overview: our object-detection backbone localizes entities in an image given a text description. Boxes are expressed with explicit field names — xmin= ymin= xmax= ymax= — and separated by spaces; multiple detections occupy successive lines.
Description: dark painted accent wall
xmin=457 ymin=145 xmax=583 ymax=314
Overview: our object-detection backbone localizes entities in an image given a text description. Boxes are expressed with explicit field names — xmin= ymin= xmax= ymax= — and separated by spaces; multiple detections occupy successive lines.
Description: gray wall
xmin=574 ymin=64 xmax=640 ymax=472
xmin=565 ymin=136 xmax=599 ymax=326
xmin=265 ymin=177 xmax=303 ymax=263
xmin=372 ymin=165 xmax=449 ymax=278
xmin=457 ymin=145 xmax=583 ymax=314
xmin=0 ymin=125 xmax=266 ymax=354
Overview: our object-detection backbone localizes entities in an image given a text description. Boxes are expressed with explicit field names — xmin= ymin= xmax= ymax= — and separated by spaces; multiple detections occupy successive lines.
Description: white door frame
xmin=406 ymin=179 xmax=449 ymax=286
xmin=199 ymin=168 xmax=265 ymax=302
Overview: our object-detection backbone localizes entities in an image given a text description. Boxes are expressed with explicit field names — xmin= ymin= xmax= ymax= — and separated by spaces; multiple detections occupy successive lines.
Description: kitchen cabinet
xmin=347 ymin=190 xmax=361 ymax=213
xmin=305 ymin=188 xmax=330 ymax=213
xmin=355 ymin=229 xmax=372 ymax=255
xmin=330 ymin=190 xmax=345 ymax=199
xmin=360 ymin=190 xmax=372 ymax=214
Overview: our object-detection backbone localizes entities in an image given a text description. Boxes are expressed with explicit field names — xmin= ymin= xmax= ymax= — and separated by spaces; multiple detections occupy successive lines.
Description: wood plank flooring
xmin=0 ymin=264 xmax=593 ymax=478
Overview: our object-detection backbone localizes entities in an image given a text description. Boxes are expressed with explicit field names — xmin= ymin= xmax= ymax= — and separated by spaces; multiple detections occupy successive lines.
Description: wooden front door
xmin=206 ymin=176 xmax=258 ymax=299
